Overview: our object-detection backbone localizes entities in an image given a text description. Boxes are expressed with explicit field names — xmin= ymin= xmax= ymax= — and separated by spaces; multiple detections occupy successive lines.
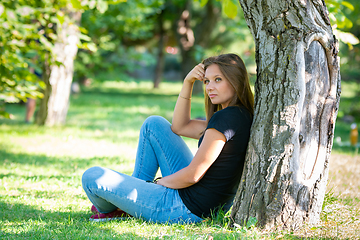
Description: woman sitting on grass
xmin=82 ymin=53 xmax=254 ymax=223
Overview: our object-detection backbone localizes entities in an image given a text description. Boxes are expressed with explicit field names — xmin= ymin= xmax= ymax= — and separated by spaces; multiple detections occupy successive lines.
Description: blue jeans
xmin=82 ymin=116 xmax=203 ymax=224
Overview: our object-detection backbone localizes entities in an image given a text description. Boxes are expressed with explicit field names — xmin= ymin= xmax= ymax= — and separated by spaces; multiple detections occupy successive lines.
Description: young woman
xmin=82 ymin=53 xmax=254 ymax=223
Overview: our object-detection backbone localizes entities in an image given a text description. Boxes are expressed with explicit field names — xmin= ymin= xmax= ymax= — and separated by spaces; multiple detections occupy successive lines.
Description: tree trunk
xmin=175 ymin=0 xmax=220 ymax=95
xmin=36 ymin=12 xmax=81 ymax=126
xmin=153 ymin=10 xmax=166 ymax=89
xmin=180 ymin=47 xmax=200 ymax=92
xmin=231 ymin=0 xmax=341 ymax=230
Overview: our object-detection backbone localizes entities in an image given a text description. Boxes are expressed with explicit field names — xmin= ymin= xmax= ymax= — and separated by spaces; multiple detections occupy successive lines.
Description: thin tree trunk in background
xmin=153 ymin=10 xmax=166 ymax=89
xmin=36 ymin=11 xmax=81 ymax=126
xmin=231 ymin=0 xmax=341 ymax=230
xmin=175 ymin=0 xmax=220 ymax=95
xmin=36 ymin=56 xmax=51 ymax=125
xmin=175 ymin=1 xmax=199 ymax=91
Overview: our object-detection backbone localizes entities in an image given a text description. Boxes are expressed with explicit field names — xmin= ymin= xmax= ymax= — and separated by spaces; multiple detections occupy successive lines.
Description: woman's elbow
xmin=188 ymin=175 xmax=202 ymax=185
xmin=170 ymin=125 xmax=181 ymax=135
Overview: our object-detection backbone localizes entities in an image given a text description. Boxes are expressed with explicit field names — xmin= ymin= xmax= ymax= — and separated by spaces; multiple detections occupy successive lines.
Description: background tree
xmin=152 ymin=0 xmax=249 ymax=90
xmin=36 ymin=0 xmax=126 ymax=126
xmin=231 ymin=0 xmax=341 ymax=230
xmin=153 ymin=8 xmax=167 ymax=89
xmin=35 ymin=8 xmax=81 ymax=126
xmin=172 ymin=0 xmax=222 ymax=94
xmin=0 ymin=0 xmax=126 ymax=124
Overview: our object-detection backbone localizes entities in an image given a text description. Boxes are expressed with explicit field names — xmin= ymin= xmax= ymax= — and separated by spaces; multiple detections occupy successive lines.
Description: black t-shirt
xmin=178 ymin=106 xmax=252 ymax=218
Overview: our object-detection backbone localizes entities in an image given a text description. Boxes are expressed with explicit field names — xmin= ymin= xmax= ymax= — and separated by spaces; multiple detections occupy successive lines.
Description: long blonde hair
xmin=202 ymin=53 xmax=254 ymax=122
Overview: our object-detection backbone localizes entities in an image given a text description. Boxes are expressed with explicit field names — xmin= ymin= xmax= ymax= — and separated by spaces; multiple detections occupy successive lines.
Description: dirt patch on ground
xmin=328 ymin=153 xmax=360 ymax=199
xmin=291 ymin=153 xmax=360 ymax=239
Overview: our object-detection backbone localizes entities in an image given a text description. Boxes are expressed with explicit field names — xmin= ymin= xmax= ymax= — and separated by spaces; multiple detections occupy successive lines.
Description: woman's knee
xmin=82 ymin=166 xmax=103 ymax=185
xmin=144 ymin=115 xmax=168 ymax=124
xmin=142 ymin=116 xmax=171 ymax=130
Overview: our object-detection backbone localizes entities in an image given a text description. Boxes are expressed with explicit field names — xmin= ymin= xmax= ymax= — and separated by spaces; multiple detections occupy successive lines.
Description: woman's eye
xmin=203 ymin=79 xmax=209 ymax=84
xmin=215 ymin=77 xmax=222 ymax=82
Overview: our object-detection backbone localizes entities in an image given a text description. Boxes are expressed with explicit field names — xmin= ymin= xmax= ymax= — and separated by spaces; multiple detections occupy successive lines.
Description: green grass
xmin=1 ymin=79 xmax=359 ymax=239
xmin=1 ymin=80 xmax=247 ymax=239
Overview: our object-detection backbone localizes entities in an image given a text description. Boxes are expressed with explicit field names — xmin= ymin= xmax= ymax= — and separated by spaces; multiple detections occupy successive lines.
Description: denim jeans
xmin=82 ymin=116 xmax=203 ymax=224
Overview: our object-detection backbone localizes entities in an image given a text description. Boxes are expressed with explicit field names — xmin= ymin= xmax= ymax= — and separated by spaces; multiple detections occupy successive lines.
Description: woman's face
xmin=203 ymin=64 xmax=236 ymax=109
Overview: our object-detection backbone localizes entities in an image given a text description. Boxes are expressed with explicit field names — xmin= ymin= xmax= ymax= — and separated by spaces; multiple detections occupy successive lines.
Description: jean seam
xmin=134 ymin=128 xmax=151 ymax=179
xmin=148 ymin=127 xmax=173 ymax=175
xmin=136 ymin=130 xmax=147 ymax=179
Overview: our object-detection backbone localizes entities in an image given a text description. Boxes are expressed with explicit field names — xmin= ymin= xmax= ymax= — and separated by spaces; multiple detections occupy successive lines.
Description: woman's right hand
xmin=184 ymin=63 xmax=205 ymax=84
xmin=172 ymin=63 xmax=207 ymax=139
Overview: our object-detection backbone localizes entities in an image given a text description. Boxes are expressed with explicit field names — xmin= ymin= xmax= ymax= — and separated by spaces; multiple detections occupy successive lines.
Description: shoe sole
xmin=89 ymin=217 xmax=127 ymax=222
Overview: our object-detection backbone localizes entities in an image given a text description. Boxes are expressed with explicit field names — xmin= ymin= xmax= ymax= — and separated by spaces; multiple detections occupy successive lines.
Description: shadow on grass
xmin=0 ymin=199 xmax=146 ymax=239
xmin=0 ymin=197 xmax=268 ymax=239
xmin=0 ymin=195 xmax=258 ymax=239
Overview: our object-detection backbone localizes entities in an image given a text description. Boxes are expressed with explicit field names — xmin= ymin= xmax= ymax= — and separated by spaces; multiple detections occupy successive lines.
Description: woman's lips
xmin=208 ymin=94 xmax=217 ymax=98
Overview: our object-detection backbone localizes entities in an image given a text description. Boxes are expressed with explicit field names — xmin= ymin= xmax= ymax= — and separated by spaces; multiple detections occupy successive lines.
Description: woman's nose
xmin=206 ymin=81 xmax=214 ymax=91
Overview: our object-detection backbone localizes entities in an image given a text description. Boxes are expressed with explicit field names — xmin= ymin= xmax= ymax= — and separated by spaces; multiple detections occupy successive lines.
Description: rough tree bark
xmin=36 ymin=11 xmax=81 ymax=126
xmin=231 ymin=0 xmax=341 ymax=230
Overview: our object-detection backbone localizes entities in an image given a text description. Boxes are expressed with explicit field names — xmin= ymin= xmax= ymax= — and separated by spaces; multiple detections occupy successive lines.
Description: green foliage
xmin=74 ymin=0 xmax=163 ymax=82
xmin=325 ymin=0 xmax=359 ymax=46
xmin=0 ymin=0 xmax=53 ymax=108
xmin=326 ymin=0 xmax=354 ymax=29
xmin=0 ymin=0 xmax=80 ymax=118
xmin=221 ymin=0 xmax=239 ymax=19
xmin=74 ymin=0 xmax=252 ymax=83
xmin=335 ymin=0 xmax=360 ymax=82
xmin=196 ymin=0 xmax=240 ymax=19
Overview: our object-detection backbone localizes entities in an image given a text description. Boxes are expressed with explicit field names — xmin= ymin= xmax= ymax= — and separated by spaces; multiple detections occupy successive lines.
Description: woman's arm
xmin=171 ymin=63 xmax=207 ymax=139
xmin=156 ymin=128 xmax=226 ymax=189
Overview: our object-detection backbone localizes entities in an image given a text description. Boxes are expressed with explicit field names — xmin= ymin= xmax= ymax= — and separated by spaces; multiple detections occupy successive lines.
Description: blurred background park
xmin=0 ymin=0 xmax=360 ymax=238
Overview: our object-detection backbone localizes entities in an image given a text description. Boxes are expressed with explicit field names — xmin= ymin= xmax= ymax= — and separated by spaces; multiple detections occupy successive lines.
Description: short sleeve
xmin=206 ymin=109 xmax=238 ymax=142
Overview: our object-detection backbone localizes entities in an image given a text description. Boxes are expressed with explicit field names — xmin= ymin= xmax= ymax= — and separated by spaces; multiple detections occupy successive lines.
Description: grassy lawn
xmin=1 ymin=79 xmax=359 ymax=239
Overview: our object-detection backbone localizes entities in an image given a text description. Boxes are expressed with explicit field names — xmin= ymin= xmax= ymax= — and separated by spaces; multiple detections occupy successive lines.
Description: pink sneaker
xmin=91 ymin=205 xmax=99 ymax=214
xmin=89 ymin=209 xmax=131 ymax=222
